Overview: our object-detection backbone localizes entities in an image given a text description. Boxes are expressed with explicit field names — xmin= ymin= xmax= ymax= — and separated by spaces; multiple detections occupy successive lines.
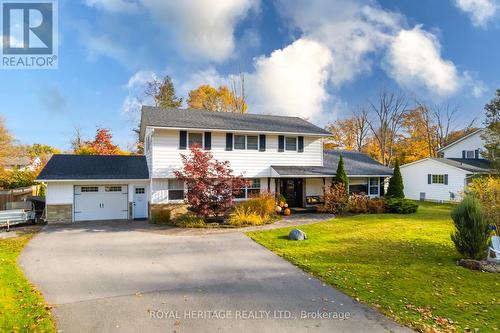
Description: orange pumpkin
xmin=283 ymin=208 xmax=291 ymax=216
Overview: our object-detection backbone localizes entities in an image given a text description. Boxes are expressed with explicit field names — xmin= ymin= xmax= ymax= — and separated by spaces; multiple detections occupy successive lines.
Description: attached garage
xmin=74 ymin=185 xmax=128 ymax=221
xmin=37 ymin=155 xmax=150 ymax=223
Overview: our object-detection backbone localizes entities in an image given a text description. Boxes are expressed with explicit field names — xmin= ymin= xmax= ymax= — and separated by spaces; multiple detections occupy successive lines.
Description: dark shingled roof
xmin=139 ymin=106 xmax=331 ymax=140
xmin=272 ymin=150 xmax=393 ymax=176
xmin=434 ymin=158 xmax=493 ymax=173
xmin=37 ymin=155 xmax=149 ymax=180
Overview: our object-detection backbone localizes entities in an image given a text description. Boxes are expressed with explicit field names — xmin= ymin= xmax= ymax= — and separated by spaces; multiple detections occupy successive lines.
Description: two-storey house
xmin=400 ymin=128 xmax=493 ymax=202
xmin=38 ymin=107 xmax=393 ymax=223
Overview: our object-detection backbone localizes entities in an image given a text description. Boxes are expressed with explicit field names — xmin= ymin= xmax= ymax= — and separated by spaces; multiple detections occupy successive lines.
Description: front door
xmin=280 ymin=179 xmax=304 ymax=207
xmin=133 ymin=187 xmax=147 ymax=219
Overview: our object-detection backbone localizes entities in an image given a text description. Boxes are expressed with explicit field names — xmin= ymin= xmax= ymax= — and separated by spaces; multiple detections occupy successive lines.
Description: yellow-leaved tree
xmin=187 ymin=84 xmax=247 ymax=113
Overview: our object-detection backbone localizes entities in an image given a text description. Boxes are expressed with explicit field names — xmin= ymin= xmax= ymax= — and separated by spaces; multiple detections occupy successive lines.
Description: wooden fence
xmin=0 ymin=185 xmax=40 ymax=210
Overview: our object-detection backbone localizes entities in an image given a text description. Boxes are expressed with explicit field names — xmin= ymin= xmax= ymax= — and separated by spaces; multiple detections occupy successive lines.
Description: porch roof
xmin=272 ymin=150 xmax=394 ymax=177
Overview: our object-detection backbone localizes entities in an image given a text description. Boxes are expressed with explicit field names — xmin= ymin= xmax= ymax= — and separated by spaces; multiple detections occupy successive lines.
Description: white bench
xmin=0 ymin=209 xmax=29 ymax=231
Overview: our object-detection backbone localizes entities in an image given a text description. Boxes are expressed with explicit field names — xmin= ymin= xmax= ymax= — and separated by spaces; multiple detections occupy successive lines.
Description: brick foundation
xmin=46 ymin=204 xmax=72 ymax=223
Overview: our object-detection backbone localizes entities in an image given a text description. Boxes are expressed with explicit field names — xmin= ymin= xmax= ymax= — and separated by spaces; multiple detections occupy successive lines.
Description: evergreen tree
xmin=334 ymin=154 xmax=349 ymax=196
xmin=451 ymin=195 xmax=490 ymax=260
xmin=145 ymin=75 xmax=183 ymax=108
xmin=386 ymin=159 xmax=404 ymax=198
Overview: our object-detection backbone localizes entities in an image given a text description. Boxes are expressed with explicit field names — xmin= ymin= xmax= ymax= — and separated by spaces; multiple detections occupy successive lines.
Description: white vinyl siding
xmin=151 ymin=129 xmax=323 ymax=178
xmin=441 ymin=130 xmax=485 ymax=158
xmin=401 ymin=159 xmax=467 ymax=202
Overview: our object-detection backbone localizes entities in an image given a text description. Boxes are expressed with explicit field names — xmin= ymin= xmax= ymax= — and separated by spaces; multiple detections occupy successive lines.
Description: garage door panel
xmin=74 ymin=185 xmax=128 ymax=222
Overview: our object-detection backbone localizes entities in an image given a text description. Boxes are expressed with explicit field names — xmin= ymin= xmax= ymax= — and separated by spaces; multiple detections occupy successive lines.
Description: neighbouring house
xmin=3 ymin=156 xmax=41 ymax=172
xmin=37 ymin=107 xmax=392 ymax=223
xmin=400 ymin=128 xmax=493 ymax=202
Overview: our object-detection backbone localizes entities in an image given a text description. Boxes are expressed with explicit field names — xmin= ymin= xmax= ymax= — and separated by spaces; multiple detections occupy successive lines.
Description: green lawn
xmin=248 ymin=202 xmax=499 ymax=333
xmin=0 ymin=227 xmax=55 ymax=333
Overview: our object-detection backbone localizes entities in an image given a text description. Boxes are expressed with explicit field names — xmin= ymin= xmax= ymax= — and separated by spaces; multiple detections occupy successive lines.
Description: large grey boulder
xmin=289 ymin=229 xmax=307 ymax=241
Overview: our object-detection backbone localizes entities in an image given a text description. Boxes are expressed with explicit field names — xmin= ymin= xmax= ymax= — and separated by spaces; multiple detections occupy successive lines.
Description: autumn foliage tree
xmin=187 ymin=84 xmax=247 ymax=113
xmin=74 ymin=128 xmax=127 ymax=155
xmin=174 ymin=146 xmax=246 ymax=219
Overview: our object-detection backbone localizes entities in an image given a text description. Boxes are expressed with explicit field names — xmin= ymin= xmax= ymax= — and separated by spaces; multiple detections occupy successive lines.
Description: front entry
xmin=280 ymin=178 xmax=304 ymax=207
xmin=133 ymin=187 xmax=148 ymax=219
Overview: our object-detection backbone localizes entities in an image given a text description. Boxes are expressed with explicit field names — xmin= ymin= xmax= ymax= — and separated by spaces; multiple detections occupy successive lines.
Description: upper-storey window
xmin=465 ymin=150 xmax=474 ymax=159
xmin=285 ymin=137 xmax=297 ymax=151
xmin=188 ymin=133 xmax=203 ymax=148
xmin=234 ymin=135 xmax=259 ymax=150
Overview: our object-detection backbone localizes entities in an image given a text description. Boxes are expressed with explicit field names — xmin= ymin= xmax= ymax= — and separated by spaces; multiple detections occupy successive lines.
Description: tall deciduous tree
xmin=482 ymin=89 xmax=500 ymax=172
xmin=174 ymin=146 xmax=246 ymax=218
xmin=74 ymin=128 xmax=127 ymax=155
xmin=187 ymin=84 xmax=247 ymax=113
xmin=367 ymin=89 xmax=409 ymax=166
xmin=0 ymin=116 xmax=14 ymax=168
xmin=325 ymin=108 xmax=369 ymax=152
xmin=145 ymin=75 xmax=183 ymax=108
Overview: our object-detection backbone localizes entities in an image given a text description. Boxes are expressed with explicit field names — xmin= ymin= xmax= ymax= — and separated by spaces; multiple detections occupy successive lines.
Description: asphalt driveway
xmin=19 ymin=220 xmax=410 ymax=333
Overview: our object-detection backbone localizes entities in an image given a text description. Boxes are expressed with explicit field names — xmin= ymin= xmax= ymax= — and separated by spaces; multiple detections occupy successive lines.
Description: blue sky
xmin=1 ymin=0 xmax=499 ymax=150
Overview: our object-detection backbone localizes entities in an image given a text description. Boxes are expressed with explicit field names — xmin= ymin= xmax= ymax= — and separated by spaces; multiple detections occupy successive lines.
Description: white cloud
xmin=386 ymin=26 xmax=460 ymax=96
xmin=179 ymin=66 xmax=228 ymax=96
xmin=84 ymin=0 xmax=259 ymax=62
xmin=84 ymin=0 xmax=139 ymax=12
xmin=121 ymin=70 xmax=157 ymax=119
xmin=454 ymin=0 xmax=499 ymax=27
xmin=247 ymin=38 xmax=333 ymax=120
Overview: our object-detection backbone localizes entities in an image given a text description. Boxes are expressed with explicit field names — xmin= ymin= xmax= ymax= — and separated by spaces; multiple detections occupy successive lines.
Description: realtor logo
xmin=1 ymin=0 xmax=58 ymax=69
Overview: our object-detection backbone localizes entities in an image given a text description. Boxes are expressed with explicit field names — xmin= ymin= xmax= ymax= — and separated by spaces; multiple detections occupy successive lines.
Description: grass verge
xmin=0 ymin=226 xmax=55 ymax=332
xmin=247 ymin=202 xmax=499 ymax=332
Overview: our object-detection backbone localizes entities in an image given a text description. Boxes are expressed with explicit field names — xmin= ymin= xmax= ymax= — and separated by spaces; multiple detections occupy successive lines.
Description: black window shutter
xmin=225 ymin=133 xmax=233 ymax=151
xmin=278 ymin=135 xmax=284 ymax=152
xmin=462 ymin=150 xmax=466 ymax=159
xmin=298 ymin=136 xmax=304 ymax=152
xmin=444 ymin=174 xmax=448 ymax=185
xmin=204 ymin=132 xmax=212 ymax=150
xmin=259 ymin=135 xmax=266 ymax=152
xmin=427 ymin=174 xmax=431 ymax=184
xmin=179 ymin=131 xmax=187 ymax=150
xmin=474 ymin=149 xmax=479 ymax=159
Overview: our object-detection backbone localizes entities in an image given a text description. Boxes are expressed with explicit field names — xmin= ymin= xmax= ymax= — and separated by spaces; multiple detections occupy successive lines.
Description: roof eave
xmin=146 ymin=125 xmax=332 ymax=137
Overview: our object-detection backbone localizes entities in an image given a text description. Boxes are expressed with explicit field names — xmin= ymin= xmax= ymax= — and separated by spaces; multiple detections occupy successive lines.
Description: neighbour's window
xmin=465 ymin=150 xmax=474 ymax=159
xmin=431 ymin=174 xmax=445 ymax=184
xmin=81 ymin=186 xmax=98 ymax=192
xmin=285 ymin=137 xmax=297 ymax=151
xmin=247 ymin=136 xmax=258 ymax=150
xmin=234 ymin=135 xmax=246 ymax=149
xmin=168 ymin=180 xmax=185 ymax=200
xmin=369 ymin=178 xmax=379 ymax=196
xmin=235 ymin=178 xmax=261 ymax=199
xmin=188 ymin=133 xmax=203 ymax=148
xmin=105 ymin=186 xmax=122 ymax=192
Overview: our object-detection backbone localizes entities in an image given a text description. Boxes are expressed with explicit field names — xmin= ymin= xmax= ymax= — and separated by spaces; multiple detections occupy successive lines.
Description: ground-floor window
xmin=369 ymin=177 xmax=379 ymax=196
xmin=168 ymin=179 xmax=185 ymax=200
xmin=235 ymin=178 xmax=261 ymax=199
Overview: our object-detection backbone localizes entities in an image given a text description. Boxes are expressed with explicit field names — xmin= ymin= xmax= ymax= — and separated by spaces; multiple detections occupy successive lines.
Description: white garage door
xmin=74 ymin=185 xmax=128 ymax=221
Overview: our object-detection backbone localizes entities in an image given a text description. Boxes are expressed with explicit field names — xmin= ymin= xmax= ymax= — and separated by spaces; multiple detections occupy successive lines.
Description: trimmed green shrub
xmin=451 ymin=196 xmax=491 ymax=260
xmin=151 ymin=209 xmax=172 ymax=225
xmin=385 ymin=198 xmax=418 ymax=214
xmin=176 ymin=213 xmax=206 ymax=228
xmin=386 ymin=159 xmax=404 ymax=198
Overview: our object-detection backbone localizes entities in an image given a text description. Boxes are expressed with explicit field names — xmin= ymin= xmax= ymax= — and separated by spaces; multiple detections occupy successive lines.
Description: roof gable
xmin=139 ymin=106 xmax=331 ymax=140
xmin=438 ymin=128 xmax=484 ymax=152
